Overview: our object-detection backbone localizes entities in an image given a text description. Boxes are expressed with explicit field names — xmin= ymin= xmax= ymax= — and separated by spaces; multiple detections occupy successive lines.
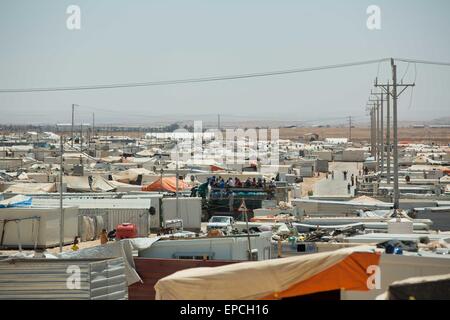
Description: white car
xmin=207 ymin=216 xmax=235 ymax=234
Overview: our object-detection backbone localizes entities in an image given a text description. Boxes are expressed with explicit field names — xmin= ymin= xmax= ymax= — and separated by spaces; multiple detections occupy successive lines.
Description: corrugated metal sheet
xmin=0 ymin=258 xmax=127 ymax=300
xmin=79 ymin=208 xmax=150 ymax=238
xmin=31 ymin=197 xmax=162 ymax=236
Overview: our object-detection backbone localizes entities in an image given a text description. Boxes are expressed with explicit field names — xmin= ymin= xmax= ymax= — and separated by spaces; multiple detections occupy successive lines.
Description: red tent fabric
xmin=210 ymin=165 xmax=226 ymax=172
xmin=142 ymin=177 xmax=190 ymax=192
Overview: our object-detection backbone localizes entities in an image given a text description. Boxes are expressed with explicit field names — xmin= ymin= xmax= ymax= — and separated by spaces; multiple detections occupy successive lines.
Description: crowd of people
xmin=207 ymin=176 xmax=276 ymax=189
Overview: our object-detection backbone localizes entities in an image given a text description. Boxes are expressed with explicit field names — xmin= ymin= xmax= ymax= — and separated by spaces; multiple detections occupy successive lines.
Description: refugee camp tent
xmin=349 ymin=196 xmax=386 ymax=205
xmin=64 ymin=176 xmax=116 ymax=192
xmin=141 ymin=177 xmax=190 ymax=193
xmin=377 ymin=273 xmax=450 ymax=300
xmin=2 ymin=183 xmax=57 ymax=194
xmin=155 ymin=246 xmax=380 ymax=300
xmin=112 ymin=168 xmax=153 ymax=184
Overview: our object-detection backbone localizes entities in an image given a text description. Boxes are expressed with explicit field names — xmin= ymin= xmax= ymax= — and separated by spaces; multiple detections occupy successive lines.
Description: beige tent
xmin=349 ymin=196 xmax=386 ymax=204
xmin=155 ymin=246 xmax=380 ymax=300
xmin=112 ymin=168 xmax=153 ymax=184
xmin=64 ymin=176 xmax=115 ymax=192
xmin=2 ymin=183 xmax=57 ymax=194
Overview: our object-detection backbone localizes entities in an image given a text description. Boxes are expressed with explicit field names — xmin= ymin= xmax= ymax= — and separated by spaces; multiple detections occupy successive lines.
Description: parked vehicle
xmin=207 ymin=216 xmax=236 ymax=234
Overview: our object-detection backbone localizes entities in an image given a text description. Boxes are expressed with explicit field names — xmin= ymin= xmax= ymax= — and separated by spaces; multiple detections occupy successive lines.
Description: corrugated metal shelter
xmin=0 ymin=257 xmax=128 ymax=300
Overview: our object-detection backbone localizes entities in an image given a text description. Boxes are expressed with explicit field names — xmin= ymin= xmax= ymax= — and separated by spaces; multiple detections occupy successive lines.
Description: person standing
xmin=347 ymin=183 xmax=351 ymax=194
xmin=100 ymin=229 xmax=108 ymax=245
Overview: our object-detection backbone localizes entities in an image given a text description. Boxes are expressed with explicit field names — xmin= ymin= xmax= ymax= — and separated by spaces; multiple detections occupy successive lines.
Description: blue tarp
xmin=0 ymin=195 xmax=33 ymax=208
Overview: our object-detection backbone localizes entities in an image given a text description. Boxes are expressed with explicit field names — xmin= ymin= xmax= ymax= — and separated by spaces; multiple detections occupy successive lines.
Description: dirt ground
xmin=57 ymin=127 xmax=450 ymax=144
xmin=279 ymin=127 xmax=450 ymax=145
xmin=1 ymin=126 xmax=449 ymax=145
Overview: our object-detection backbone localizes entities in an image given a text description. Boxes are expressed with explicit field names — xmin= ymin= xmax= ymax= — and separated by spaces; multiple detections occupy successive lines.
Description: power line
xmin=394 ymin=58 xmax=450 ymax=67
xmin=0 ymin=58 xmax=390 ymax=93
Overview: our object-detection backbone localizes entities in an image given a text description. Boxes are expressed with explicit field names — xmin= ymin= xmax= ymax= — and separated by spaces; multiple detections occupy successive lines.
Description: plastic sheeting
xmin=58 ymin=237 xmax=160 ymax=286
xmin=0 ymin=195 xmax=32 ymax=208
xmin=155 ymin=246 xmax=380 ymax=300
xmin=3 ymin=183 xmax=57 ymax=194
xmin=81 ymin=216 xmax=96 ymax=242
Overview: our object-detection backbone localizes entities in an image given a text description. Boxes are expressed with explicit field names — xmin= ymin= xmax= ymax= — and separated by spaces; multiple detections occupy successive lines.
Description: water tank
xmin=116 ymin=223 xmax=138 ymax=239
xmin=387 ymin=218 xmax=414 ymax=234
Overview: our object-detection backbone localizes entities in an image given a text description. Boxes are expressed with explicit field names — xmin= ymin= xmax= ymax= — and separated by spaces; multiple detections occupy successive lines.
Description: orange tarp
xmin=155 ymin=246 xmax=381 ymax=300
xmin=263 ymin=252 xmax=380 ymax=299
xmin=141 ymin=177 xmax=190 ymax=192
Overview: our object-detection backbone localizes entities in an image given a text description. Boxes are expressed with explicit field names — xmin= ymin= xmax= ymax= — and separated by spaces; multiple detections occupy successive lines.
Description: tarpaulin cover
xmin=382 ymin=273 xmax=450 ymax=300
xmin=64 ymin=176 xmax=115 ymax=192
xmin=58 ymin=237 xmax=160 ymax=286
xmin=141 ymin=177 xmax=190 ymax=192
xmin=0 ymin=195 xmax=32 ymax=208
xmin=112 ymin=168 xmax=152 ymax=184
xmin=154 ymin=246 xmax=380 ymax=300
xmin=3 ymin=183 xmax=57 ymax=194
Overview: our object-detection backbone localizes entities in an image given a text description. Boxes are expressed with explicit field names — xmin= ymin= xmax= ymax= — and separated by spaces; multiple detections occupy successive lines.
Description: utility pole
xmin=371 ymin=87 xmax=386 ymax=177
xmin=376 ymin=59 xmax=415 ymax=210
xmin=59 ymin=135 xmax=64 ymax=253
xmin=369 ymin=106 xmax=375 ymax=157
xmin=348 ymin=116 xmax=352 ymax=142
xmin=380 ymin=92 xmax=384 ymax=177
xmin=92 ymin=113 xmax=95 ymax=138
xmin=80 ymin=122 xmax=83 ymax=152
xmin=376 ymin=102 xmax=380 ymax=173
xmin=71 ymin=104 xmax=75 ymax=148
xmin=175 ymin=142 xmax=179 ymax=219
xmin=386 ymin=83 xmax=391 ymax=184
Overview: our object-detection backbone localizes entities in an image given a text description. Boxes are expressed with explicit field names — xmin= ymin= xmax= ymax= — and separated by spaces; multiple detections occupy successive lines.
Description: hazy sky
xmin=1 ymin=0 xmax=450 ymax=125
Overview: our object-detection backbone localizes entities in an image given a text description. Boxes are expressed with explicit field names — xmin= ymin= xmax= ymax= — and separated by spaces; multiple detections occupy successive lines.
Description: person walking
xmin=351 ymin=174 xmax=355 ymax=187
xmin=331 ymin=171 xmax=334 ymax=180
xmin=347 ymin=183 xmax=351 ymax=194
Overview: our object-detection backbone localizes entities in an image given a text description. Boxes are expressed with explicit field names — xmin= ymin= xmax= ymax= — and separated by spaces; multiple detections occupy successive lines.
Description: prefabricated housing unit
xmin=138 ymin=232 xmax=272 ymax=261
xmin=31 ymin=196 xmax=162 ymax=238
xmin=0 ymin=206 xmax=78 ymax=249
xmin=161 ymin=197 xmax=202 ymax=232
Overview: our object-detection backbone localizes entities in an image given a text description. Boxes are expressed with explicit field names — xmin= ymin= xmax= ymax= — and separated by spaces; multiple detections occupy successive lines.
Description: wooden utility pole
xmin=376 ymin=59 xmax=415 ymax=210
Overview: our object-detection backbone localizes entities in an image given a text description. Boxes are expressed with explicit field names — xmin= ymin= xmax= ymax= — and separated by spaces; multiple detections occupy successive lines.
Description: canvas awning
xmin=141 ymin=177 xmax=190 ymax=193
xmin=155 ymin=246 xmax=380 ymax=300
